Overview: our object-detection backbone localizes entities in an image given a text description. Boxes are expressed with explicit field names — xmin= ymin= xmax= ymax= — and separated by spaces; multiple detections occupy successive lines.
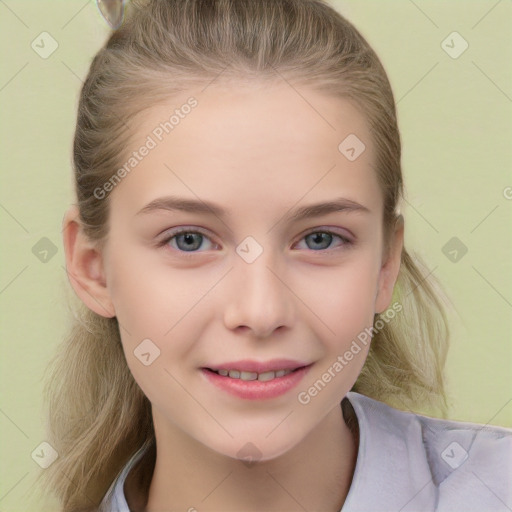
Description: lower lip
xmin=201 ymin=365 xmax=312 ymax=400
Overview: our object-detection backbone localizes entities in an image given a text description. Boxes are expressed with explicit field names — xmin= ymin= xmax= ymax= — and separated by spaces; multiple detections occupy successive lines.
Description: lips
xmin=201 ymin=360 xmax=313 ymax=400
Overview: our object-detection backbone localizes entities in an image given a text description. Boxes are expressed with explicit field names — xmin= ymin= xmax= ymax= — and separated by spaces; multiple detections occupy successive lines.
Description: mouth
xmin=203 ymin=366 xmax=306 ymax=382
xmin=200 ymin=360 xmax=313 ymax=400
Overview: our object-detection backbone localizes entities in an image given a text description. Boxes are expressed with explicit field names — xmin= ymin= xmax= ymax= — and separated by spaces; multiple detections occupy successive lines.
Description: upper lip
xmin=204 ymin=359 xmax=312 ymax=373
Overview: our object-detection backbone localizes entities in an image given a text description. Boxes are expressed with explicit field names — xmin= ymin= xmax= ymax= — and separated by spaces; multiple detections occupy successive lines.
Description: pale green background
xmin=0 ymin=0 xmax=511 ymax=510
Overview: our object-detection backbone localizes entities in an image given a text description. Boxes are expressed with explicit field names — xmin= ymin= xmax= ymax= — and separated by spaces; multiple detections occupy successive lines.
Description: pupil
xmin=179 ymin=233 xmax=201 ymax=251
xmin=309 ymin=232 xmax=330 ymax=249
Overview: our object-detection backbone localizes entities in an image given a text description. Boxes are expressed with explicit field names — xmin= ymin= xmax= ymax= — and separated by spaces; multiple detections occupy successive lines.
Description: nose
xmin=223 ymin=250 xmax=295 ymax=338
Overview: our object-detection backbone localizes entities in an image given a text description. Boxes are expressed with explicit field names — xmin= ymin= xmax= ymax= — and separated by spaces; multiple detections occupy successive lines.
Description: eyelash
xmin=157 ymin=226 xmax=353 ymax=255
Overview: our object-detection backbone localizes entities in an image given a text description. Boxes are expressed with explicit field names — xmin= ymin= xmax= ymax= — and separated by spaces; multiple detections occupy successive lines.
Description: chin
xmin=207 ymin=433 xmax=302 ymax=465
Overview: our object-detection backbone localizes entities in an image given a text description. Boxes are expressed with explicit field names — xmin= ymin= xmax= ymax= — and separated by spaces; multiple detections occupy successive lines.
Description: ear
xmin=374 ymin=215 xmax=404 ymax=314
xmin=62 ymin=205 xmax=116 ymax=318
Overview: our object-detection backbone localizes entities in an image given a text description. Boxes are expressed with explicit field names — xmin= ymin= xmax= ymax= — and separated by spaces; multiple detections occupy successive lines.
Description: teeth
xmin=240 ymin=371 xmax=258 ymax=381
xmin=258 ymin=371 xmax=276 ymax=382
xmin=213 ymin=368 xmax=294 ymax=381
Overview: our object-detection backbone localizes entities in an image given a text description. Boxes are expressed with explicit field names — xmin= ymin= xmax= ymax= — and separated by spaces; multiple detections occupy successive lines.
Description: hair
xmin=35 ymin=0 xmax=453 ymax=510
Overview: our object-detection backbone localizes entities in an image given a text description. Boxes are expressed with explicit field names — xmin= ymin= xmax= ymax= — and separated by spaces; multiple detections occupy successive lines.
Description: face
xmin=69 ymin=82 xmax=403 ymax=462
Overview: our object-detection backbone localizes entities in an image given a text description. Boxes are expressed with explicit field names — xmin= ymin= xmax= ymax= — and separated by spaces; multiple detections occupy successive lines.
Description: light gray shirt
xmin=99 ymin=391 xmax=512 ymax=511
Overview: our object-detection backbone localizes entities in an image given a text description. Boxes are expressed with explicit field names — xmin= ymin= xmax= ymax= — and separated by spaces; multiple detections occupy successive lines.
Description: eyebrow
xmin=136 ymin=195 xmax=371 ymax=223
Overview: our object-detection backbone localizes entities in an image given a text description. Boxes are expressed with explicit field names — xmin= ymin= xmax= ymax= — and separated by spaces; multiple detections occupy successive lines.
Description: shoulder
xmin=345 ymin=391 xmax=512 ymax=511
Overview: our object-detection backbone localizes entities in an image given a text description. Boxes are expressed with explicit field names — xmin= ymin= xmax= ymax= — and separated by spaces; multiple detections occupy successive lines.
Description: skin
xmin=63 ymin=81 xmax=404 ymax=511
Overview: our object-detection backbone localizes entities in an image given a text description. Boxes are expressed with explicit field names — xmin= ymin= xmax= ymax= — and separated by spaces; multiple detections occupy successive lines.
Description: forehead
xmin=135 ymin=81 xmax=371 ymax=157
xmin=113 ymin=82 xmax=382 ymax=217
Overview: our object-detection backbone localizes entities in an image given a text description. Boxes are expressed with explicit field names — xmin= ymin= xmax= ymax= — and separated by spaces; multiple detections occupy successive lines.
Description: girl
xmin=39 ymin=0 xmax=511 ymax=511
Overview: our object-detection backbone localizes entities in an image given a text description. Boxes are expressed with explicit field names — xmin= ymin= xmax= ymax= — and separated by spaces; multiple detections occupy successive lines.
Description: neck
xmin=131 ymin=398 xmax=358 ymax=512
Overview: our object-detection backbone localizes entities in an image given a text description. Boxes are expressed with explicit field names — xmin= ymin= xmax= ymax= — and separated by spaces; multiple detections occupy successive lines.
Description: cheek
xmin=298 ymin=257 xmax=379 ymax=337
xmin=107 ymin=245 xmax=204 ymax=330
xmin=107 ymin=248 xmax=213 ymax=371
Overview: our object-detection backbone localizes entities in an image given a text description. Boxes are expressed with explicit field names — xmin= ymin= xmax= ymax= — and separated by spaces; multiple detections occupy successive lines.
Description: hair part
xmin=37 ymin=1 xmax=451 ymax=509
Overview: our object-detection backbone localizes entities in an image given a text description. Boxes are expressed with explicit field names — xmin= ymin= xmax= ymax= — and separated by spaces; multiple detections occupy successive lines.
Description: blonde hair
xmin=37 ymin=0 xmax=452 ymax=509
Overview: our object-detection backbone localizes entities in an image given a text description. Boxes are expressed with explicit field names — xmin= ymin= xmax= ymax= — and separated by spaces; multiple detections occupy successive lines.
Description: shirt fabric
xmin=99 ymin=391 xmax=512 ymax=511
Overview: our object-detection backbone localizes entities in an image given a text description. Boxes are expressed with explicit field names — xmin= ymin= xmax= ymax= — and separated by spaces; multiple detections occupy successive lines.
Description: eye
xmin=294 ymin=229 xmax=352 ymax=252
xmin=158 ymin=227 xmax=217 ymax=253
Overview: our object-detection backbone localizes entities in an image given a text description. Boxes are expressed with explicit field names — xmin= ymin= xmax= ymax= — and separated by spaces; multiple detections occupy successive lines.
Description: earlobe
xmin=62 ymin=205 xmax=116 ymax=318
xmin=374 ymin=215 xmax=404 ymax=314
